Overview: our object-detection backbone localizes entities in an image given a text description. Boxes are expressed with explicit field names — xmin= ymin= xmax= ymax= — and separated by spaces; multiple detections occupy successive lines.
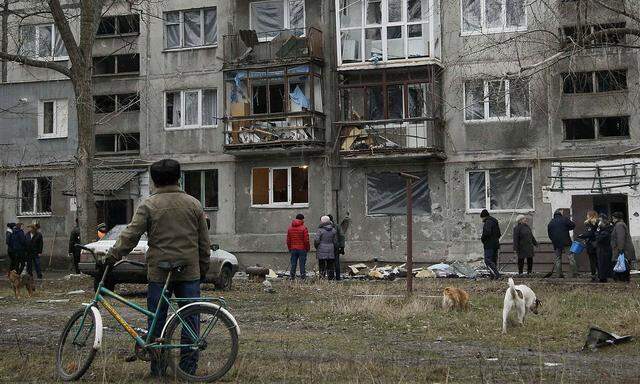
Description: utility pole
xmin=400 ymin=172 xmax=420 ymax=294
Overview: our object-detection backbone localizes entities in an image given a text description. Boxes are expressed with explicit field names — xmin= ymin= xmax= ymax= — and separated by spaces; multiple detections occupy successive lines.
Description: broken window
xmin=251 ymin=166 xmax=309 ymax=206
xmin=19 ymin=177 xmax=52 ymax=215
xmin=250 ymin=0 xmax=305 ymax=40
xmin=164 ymin=7 xmax=217 ymax=49
xmin=93 ymin=54 xmax=139 ymax=75
xmin=39 ymin=99 xmax=68 ymax=138
xmin=97 ymin=15 xmax=140 ymax=36
xmin=598 ymin=116 xmax=629 ymax=138
xmin=562 ymin=23 xmax=625 ymax=47
xmin=182 ymin=170 xmax=218 ymax=209
xmin=464 ymin=78 xmax=529 ymax=121
xmin=95 ymin=133 xmax=140 ymax=153
xmin=564 ymin=118 xmax=596 ymax=140
xmin=467 ymin=168 xmax=533 ymax=212
xmin=366 ymin=172 xmax=431 ymax=216
xmin=19 ymin=23 xmax=67 ymax=60
xmin=94 ymin=93 xmax=139 ymax=114
xmin=165 ymin=89 xmax=218 ymax=129
xmin=596 ymin=70 xmax=627 ymax=92
xmin=338 ymin=0 xmax=430 ymax=65
xmin=461 ymin=0 xmax=526 ymax=34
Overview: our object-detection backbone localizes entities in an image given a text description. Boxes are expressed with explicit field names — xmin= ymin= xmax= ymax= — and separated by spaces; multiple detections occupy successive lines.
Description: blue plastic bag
xmin=613 ymin=253 xmax=627 ymax=273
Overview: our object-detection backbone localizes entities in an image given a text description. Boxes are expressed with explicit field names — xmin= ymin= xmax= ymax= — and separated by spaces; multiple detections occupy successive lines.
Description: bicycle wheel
xmin=56 ymin=308 xmax=100 ymax=381
xmin=163 ymin=304 xmax=239 ymax=382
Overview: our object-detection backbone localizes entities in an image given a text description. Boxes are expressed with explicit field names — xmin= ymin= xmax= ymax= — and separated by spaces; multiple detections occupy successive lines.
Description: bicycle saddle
xmin=157 ymin=260 xmax=187 ymax=272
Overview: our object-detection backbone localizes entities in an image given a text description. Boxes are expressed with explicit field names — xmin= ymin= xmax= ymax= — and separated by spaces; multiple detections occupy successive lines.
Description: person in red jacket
xmin=287 ymin=213 xmax=310 ymax=280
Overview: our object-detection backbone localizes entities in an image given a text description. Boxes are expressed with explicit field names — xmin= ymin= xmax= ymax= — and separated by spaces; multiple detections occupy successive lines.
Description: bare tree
xmin=0 ymin=0 xmax=104 ymax=243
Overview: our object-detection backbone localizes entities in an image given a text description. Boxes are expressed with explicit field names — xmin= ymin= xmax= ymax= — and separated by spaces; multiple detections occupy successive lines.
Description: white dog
xmin=502 ymin=278 xmax=541 ymax=334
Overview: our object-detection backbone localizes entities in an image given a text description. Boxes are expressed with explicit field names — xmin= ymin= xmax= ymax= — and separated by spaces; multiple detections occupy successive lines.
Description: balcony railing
xmin=336 ymin=117 xmax=445 ymax=158
xmin=224 ymin=111 xmax=325 ymax=152
xmin=223 ymin=27 xmax=323 ymax=68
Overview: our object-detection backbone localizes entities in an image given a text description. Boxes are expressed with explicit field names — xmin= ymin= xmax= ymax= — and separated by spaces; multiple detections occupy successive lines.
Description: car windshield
xmin=102 ymin=224 xmax=147 ymax=241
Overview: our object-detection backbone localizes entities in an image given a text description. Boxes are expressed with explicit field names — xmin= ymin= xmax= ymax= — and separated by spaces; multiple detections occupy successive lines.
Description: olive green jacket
xmin=108 ymin=185 xmax=210 ymax=282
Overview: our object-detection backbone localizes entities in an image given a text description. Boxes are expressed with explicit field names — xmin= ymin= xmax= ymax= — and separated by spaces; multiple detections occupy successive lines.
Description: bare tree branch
xmin=0 ymin=51 xmax=70 ymax=76
xmin=47 ymin=0 xmax=81 ymax=65
xmin=591 ymin=0 xmax=640 ymax=25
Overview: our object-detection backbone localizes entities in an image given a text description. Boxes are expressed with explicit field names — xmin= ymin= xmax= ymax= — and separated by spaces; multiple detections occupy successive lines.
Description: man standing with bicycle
xmin=105 ymin=158 xmax=210 ymax=377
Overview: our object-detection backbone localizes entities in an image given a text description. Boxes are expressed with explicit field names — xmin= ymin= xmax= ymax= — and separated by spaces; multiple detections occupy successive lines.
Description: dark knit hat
xmin=480 ymin=209 xmax=490 ymax=218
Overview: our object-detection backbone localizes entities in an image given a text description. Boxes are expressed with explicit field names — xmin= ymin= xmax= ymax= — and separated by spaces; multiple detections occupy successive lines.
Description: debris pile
xmin=346 ymin=261 xmax=480 ymax=280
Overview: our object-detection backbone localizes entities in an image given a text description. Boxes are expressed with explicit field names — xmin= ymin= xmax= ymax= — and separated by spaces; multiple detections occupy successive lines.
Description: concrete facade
xmin=1 ymin=1 xmax=639 ymax=271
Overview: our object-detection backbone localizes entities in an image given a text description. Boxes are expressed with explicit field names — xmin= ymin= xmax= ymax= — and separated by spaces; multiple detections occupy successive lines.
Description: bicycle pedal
xmin=124 ymin=354 xmax=138 ymax=363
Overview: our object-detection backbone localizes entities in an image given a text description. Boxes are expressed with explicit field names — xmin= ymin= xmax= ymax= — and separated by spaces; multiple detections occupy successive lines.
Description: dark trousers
xmin=289 ymin=250 xmax=307 ymax=279
xmin=334 ymin=252 xmax=341 ymax=281
xmin=14 ymin=250 xmax=26 ymax=275
xmin=73 ymin=251 xmax=81 ymax=274
xmin=597 ymin=253 xmax=611 ymax=282
xmin=318 ymin=259 xmax=335 ymax=280
xmin=27 ymin=254 xmax=42 ymax=278
xmin=517 ymin=257 xmax=533 ymax=274
xmin=484 ymin=248 xmax=500 ymax=278
xmin=587 ymin=249 xmax=598 ymax=277
xmin=8 ymin=250 xmax=18 ymax=272
xmin=147 ymin=280 xmax=200 ymax=376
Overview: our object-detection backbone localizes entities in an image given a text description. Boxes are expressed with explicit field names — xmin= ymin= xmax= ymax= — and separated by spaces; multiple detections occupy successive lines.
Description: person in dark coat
xmin=6 ymin=223 xmax=16 ymax=272
xmin=327 ymin=214 xmax=345 ymax=281
xmin=594 ymin=214 xmax=613 ymax=283
xmin=26 ymin=223 xmax=44 ymax=278
xmin=68 ymin=218 xmax=82 ymax=274
xmin=578 ymin=210 xmax=599 ymax=281
xmin=314 ymin=215 xmax=338 ymax=280
xmin=547 ymin=209 xmax=576 ymax=278
xmin=513 ymin=215 xmax=537 ymax=275
xmin=12 ymin=222 xmax=28 ymax=274
xmin=480 ymin=209 xmax=501 ymax=279
xmin=286 ymin=213 xmax=310 ymax=280
xmin=611 ymin=211 xmax=634 ymax=282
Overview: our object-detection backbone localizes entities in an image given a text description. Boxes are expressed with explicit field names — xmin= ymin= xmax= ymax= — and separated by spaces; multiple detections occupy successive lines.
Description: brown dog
xmin=442 ymin=287 xmax=470 ymax=311
xmin=8 ymin=270 xmax=35 ymax=299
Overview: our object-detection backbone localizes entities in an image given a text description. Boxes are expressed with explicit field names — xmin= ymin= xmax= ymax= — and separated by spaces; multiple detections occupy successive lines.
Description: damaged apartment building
xmin=1 ymin=0 xmax=639 ymax=270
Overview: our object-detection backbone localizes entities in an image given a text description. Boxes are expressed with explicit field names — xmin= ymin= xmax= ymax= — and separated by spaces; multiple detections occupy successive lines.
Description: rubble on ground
xmin=583 ymin=326 xmax=633 ymax=351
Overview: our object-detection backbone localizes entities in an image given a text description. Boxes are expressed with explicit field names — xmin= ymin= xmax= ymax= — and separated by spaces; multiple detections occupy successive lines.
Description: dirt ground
xmin=0 ymin=271 xmax=639 ymax=383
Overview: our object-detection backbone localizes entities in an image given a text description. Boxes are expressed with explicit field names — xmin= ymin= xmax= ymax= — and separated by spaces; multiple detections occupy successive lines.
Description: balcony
xmin=336 ymin=117 xmax=445 ymax=160
xmin=223 ymin=27 xmax=323 ymax=69
xmin=224 ymin=111 xmax=325 ymax=155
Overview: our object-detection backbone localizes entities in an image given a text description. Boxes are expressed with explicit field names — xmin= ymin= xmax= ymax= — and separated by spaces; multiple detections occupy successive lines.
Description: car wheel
xmin=215 ymin=265 xmax=233 ymax=291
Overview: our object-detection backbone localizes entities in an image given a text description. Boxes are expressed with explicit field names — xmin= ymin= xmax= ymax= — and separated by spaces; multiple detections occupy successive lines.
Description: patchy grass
xmin=0 ymin=273 xmax=639 ymax=383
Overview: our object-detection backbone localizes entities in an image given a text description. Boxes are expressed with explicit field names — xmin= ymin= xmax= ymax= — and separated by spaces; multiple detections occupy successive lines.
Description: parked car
xmin=78 ymin=225 xmax=238 ymax=291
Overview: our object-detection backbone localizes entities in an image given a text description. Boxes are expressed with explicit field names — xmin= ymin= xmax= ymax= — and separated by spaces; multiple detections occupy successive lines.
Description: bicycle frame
xmin=72 ymin=257 xmax=228 ymax=352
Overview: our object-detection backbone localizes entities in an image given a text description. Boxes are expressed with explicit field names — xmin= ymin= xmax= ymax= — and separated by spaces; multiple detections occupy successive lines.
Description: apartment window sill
xmin=163 ymin=44 xmax=218 ymax=53
xmin=165 ymin=125 xmax=217 ymax=131
xmin=93 ymin=72 xmax=140 ymax=78
xmin=460 ymin=27 xmax=528 ymax=37
xmin=95 ymin=33 xmax=140 ymax=39
xmin=251 ymin=204 xmax=309 ymax=209
xmin=464 ymin=117 xmax=531 ymax=124
xmin=38 ymin=135 xmax=67 ymax=140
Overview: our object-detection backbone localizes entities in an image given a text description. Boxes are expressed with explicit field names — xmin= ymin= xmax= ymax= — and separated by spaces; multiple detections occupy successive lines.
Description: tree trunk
xmin=71 ymin=68 xmax=96 ymax=245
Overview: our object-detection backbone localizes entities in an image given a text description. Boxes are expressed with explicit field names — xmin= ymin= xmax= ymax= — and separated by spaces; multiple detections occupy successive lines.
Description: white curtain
xmin=184 ymin=91 xmax=199 ymax=125
xmin=464 ymin=80 xmax=484 ymax=120
xmin=184 ymin=10 xmax=202 ymax=47
xmin=251 ymin=1 xmax=284 ymax=36
xmin=165 ymin=12 xmax=180 ymax=48
xmin=204 ymin=8 xmax=217 ymax=45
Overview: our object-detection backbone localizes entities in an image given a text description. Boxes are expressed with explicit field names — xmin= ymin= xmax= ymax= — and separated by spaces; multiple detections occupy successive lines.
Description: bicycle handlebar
xmin=75 ymin=244 xmax=145 ymax=268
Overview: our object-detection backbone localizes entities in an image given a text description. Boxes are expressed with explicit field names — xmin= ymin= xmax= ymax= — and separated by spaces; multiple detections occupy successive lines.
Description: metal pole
xmin=406 ymin=178 xmax=413 ymax=294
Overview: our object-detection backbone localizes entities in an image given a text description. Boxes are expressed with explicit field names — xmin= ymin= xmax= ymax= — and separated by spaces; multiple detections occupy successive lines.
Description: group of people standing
xmin=5 ymin=222 xmax=43 ymax=278
xmin=286 ymin=213 xmax=345 ymax=280
xmin=506 ymin=209 xmax=636 ymax=282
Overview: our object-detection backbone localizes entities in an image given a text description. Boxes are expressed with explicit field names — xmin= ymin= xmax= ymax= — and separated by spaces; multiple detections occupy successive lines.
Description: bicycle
xmin=55 ymin=246 xmax=240 ymax=382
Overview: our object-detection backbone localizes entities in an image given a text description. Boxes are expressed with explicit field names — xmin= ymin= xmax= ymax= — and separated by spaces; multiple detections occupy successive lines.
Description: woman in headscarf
xmin=314 ymin=216 xmax=337 ymax=280
xmin=513 ymin=215 xmax=537 ymax=275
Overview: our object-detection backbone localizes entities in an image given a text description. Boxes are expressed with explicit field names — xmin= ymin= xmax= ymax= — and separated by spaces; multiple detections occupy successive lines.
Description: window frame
xmin=163 ymin=7 xmax=218 ymax=50
xmin=94 ymin=93 xmax=140 ymax=114
xmin=18 ymin=177 xmax=53 ymax=217
xmin=561 ymin=69 xmax=628 ymax=94
xmin=95 ymin=133 xmax=141 ymax=154
xmin=460 ymin=0 xmax=528 ymax=36
xmin=38 ymin=99 xmax=68 ymax=139
xmin=336 ymin=0 xmax=433 ymax=66
xmin=92 ymin=54 xmax=140 ymax=76
xmin=164 ymin=88 xmax=218 ymax=130
xmin=21 ymin=23 xmax=69 ymax=61
xmin=465 ymin=168 xmax=535 ymax=214
xmin=96 ymin=14 xmax=141 ymax=38
xmin=250 ymin=166 xmax=309 ymax=208
xmin=463 ymin=78 xmax=530 ymax=122
xmin=562 ymin=116 xmax=630 ymax=141
xmin=181 ymin=169 xmax=219 ymax=210
xmin=250 ymin=0 xmax=306 ymax=42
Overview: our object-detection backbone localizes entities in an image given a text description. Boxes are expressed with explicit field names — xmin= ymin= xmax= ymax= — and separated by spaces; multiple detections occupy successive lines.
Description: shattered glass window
xmin=596 ymin=70 xmax=627 ymax=92
xmin=341 ymin=0 xmax=363 ymax=28
xmin=20 ymin=179 xmax=36 ymax=214
xmin=366 ymin=172 xmax=431 ymax=216
xmin=365 ymin=27 xmax=382 ymax=60
xmin=165 ymin=91 xmax=181 ymax=128
xmin=489 ymin=168 xmax=533 ymax=210
xmin=487 ymin=80 xmax=506 ymax=118
xmin=564 ymin=118 xmax=595 ymax=140
xmin=366 ymin=0 xmax=382 ymax=24
xmin=467 ymin=171 xmax=486 ymax=209
xmin=598 ymin=116 xmax=629 ymax=138
xmin=367 ymin=86 xmax=384 ymax=120
xmin=388 ymin=85 xmax=404 ymax=119
xmin=251 ymin=0 xmax=285 ymax=38
xmin=387 ymin=26 xmax=404 ymax=60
